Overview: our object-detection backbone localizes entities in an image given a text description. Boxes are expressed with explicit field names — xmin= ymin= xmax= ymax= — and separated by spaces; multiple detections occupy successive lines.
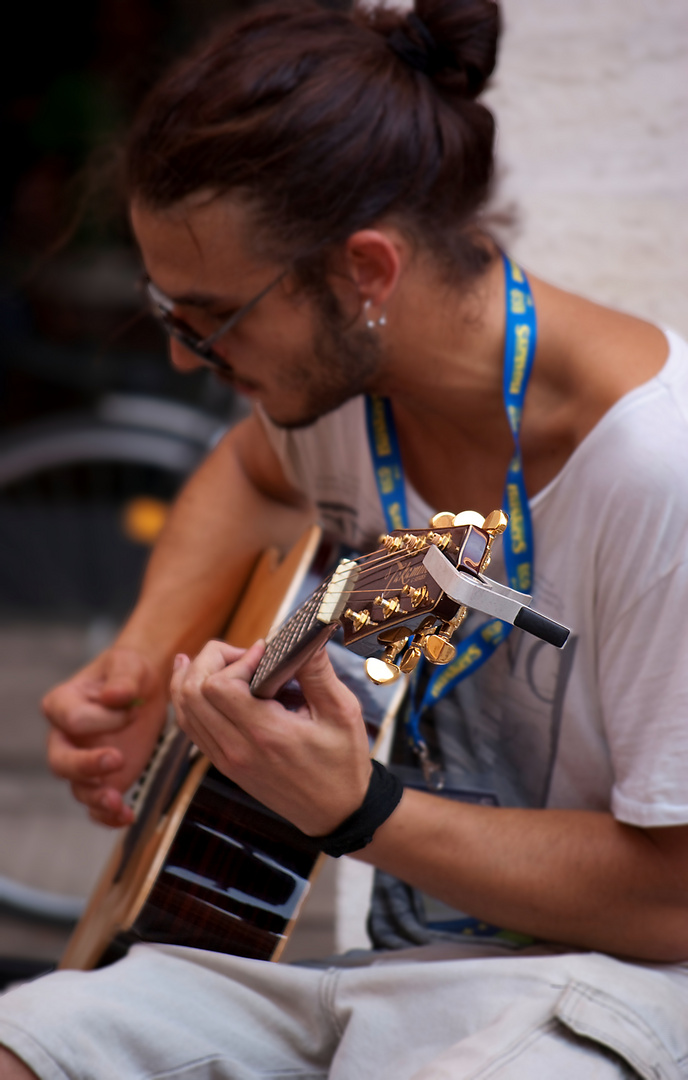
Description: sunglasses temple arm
xmin=199 ymin=270 xmax=289 ymax=350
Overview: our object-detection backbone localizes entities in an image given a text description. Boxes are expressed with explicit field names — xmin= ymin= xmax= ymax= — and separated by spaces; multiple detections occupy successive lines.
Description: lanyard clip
xmin=415 ymin=740 xmax=445 ymax=792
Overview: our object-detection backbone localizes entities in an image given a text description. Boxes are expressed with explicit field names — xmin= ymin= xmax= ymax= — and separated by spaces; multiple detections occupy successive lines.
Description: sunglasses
xmin=142 ymin=268 xmax=289 ymax=370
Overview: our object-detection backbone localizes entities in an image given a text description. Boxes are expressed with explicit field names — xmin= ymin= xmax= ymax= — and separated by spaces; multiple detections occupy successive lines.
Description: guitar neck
xmin=250 ymin=557 xmax=359 ymax=699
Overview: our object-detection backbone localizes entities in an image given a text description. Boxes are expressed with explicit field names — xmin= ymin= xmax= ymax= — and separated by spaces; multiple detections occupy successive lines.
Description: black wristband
xmin=315 ymin=760 xmax=403 ymax=858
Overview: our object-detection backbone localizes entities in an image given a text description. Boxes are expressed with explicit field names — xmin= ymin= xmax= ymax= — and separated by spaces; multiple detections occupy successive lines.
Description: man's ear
xmin=341 ymin=228 xmax=404 ymax=309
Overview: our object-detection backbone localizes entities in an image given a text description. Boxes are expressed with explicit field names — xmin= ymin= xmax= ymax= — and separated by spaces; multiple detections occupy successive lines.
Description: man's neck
xmin=372 ymin=250 xmax=509 ymax=444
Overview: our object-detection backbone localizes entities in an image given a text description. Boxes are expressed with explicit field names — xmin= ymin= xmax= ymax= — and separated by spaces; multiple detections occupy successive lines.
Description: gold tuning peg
xmin=422 ymin=633 xmax=456 ymax=666
xmin=452 ymin=510 xmax=486 ymax=528
xmin=374 ymin=595 xmax=400 ymax=618
xmin=479 ymin=509 xmax=509 ymax=572
xmin=344 ymin=608 xmax=374 ymax=632
xmin=427 ymin=531 xmax=451 ymax=550
xmin=483 ymin=509 xmax=508 ymax=536
xmin=401 ymin=583 xmax=429 ymax=608
xmin=381 ymin=534 xmax=405 ymax=552
xmin=364 ymin=626 xmax=411 ymax=686
xmin=399 ymin=645 xmax=422 ymax=674
xmin=419 ymin=607 xmax=468 ymax=666
xmin=376 ymin=626 xmax=410 ymax=646
xmin=429 ymin=511 xmax=456 ymax=528
xmin=364 ymin=656 xmax=401 ymax=685
xmin=402 ymin=533 xmax=427 ymax=553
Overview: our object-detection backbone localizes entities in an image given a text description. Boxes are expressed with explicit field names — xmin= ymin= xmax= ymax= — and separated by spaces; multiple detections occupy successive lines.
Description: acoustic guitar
xmin=59 ymin=512 xmax=568 ymax=970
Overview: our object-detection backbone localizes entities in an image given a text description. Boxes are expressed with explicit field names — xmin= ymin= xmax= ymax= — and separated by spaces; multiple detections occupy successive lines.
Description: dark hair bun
xmin=408 ymin=0 xmax=500 ymax=98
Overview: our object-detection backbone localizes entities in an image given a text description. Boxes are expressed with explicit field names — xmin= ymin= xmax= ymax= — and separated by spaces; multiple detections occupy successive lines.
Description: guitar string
xmin=264 ymin=541 xmax=478 ymax=631
xmin=341 ymin=548 xmax=475 ymax=597
xmin=349 ymin=530 xmax=482 ymax=577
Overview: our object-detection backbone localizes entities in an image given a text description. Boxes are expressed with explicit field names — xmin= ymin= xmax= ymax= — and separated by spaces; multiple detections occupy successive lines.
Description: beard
xmin=264 ymin=287 xmax=383 ymax=430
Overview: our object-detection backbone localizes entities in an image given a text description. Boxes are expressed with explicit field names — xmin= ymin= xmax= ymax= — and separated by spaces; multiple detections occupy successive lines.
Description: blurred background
xmin=0 ymin=0 xmax=686 ymax=980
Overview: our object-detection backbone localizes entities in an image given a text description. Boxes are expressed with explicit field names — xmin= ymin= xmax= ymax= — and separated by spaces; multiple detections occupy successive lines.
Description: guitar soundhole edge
xmin=130 ymin=767 xmax=320 ymax=961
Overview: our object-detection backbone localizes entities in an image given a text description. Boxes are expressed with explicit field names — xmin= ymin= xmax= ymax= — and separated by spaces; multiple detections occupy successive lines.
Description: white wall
xmin=485 ymin=0 xmax=688 ymax=335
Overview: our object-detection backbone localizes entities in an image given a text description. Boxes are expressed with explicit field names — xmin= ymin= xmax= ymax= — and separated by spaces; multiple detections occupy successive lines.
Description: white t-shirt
xmin=259 ymin=327 xmax=688 ymax=833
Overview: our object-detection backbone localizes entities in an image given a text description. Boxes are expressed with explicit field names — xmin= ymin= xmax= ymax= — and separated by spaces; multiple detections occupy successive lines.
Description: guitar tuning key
xmin=399 ymin=644 xmax=422 ymax=674
xmin=376 ymin=625 xmax=412 ymax=646
xmin=479 ymin=509 xmax=509 ymax=572
xmin=374 ymin=595 xmax=401 ymax=619
xmin=364 ymin=626 xmax=411 ymax=685
xmin=429 ymin=511 xmax=456 ymax=528
xmin=421 ymin=634 xmax=456 ymax=666
xmin=419 ymin=608 xmax=468 ymax=666
xmin=402 ymin=533 xmax=427 ymax=552
xmin=380 ymin=534 xmax=405 ymax=553
xmin=452 ymin=510 xmax=486 ymax=528
xmin=483 ymin=509 xmax=508 ymax=536
xmin=401 ymin=584 xmax=429 ymax=608
xmin=344 ymin=608 xmax=375 ymax=632
xmin=364 ymin=656 xmax=401 ymax=685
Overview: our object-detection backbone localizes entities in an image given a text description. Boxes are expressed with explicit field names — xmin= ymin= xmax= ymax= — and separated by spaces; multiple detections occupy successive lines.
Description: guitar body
xmin=60 ymin=527 xmax=404 ymax=969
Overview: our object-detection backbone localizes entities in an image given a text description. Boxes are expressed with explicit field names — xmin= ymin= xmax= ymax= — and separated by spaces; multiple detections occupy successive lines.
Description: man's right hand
xmin=42 ymin=647 xmax=170 ymax=827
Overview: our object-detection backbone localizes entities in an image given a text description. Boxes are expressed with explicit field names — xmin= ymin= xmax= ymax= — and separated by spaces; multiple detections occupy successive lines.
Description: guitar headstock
xmin=251 ymin=507 xmax=564 ymax=701
xmin=341 ymin=509 xmax=508 ymax=683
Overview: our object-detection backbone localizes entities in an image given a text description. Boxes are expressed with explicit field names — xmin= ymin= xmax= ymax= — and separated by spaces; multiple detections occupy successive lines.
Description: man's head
xmin=128 ymin=0 xmax=501 ymax=424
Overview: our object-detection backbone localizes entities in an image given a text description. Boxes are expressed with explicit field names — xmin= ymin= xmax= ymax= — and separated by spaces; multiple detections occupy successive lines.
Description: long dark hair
xmin=127 ymin=0 xmax=501 ymax=281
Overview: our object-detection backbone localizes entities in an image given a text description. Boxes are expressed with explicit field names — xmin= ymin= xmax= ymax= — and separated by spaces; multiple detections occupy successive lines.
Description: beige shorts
xmin=0 ymin=943 xmax=687 ymax=1079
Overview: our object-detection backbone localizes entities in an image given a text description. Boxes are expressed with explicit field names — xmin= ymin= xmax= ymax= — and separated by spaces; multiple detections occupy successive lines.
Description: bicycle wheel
xmin=0 ymin=393 xmax=228 ymax=619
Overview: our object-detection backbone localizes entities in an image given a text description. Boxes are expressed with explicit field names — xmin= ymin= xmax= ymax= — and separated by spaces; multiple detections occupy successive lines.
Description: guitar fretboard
xmin=251 ymin=583 xmax=328 ymax=692
xmin=250 ymin=557 xmax=359 ymax=697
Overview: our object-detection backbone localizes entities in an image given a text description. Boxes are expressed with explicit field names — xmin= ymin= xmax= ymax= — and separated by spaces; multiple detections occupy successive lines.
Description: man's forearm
xmin=358 ymin=788 xmax=688 ymax=962
xmin=115 ymin=426 xmax=313 ymax=667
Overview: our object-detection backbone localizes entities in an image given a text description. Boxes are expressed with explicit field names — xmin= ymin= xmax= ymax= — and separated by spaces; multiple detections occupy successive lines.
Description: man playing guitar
xmin=2 ymin=1 xmax=688 ymax=1076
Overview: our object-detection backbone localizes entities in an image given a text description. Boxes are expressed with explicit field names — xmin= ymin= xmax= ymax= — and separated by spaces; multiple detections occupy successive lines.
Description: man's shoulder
xmin=579 ymin=329 xmax=688 ymax=489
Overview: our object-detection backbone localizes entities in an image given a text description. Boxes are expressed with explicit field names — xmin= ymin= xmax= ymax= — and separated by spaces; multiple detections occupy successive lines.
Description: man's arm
xmin=171 ymin=641 xmax=688 ymax=964
xmin=114 ymin=414 xmax=313 ymax=667
xmin=43 ymin=412 xmax=314 ymax=825
xmin=358 ymin=789 xmax=688 ymax=963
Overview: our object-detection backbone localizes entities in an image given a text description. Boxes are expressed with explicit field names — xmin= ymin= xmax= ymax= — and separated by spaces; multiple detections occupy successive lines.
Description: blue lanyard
xmin=365 ymin=253 xmax=537 ymax=787
xmin=364 ymin=395 xmax=409 ymax=532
